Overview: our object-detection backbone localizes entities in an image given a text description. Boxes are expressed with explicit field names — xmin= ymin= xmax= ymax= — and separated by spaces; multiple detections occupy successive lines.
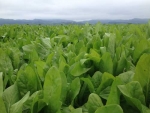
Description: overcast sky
xmin=0 ymin=0 xmax=150 ymax=21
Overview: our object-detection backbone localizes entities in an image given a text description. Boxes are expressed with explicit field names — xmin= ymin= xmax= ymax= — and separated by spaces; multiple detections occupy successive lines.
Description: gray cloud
xmin=0 ymin=0 xmax=150 ymax=20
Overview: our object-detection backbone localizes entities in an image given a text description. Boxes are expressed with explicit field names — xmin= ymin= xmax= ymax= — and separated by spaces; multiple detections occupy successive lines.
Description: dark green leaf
xmin=0 ymin=72 xmax=7 ymax=113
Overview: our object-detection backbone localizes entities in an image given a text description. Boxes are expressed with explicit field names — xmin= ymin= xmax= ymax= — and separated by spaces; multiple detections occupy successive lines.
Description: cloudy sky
xmin=0 ymin=0 xmax=150 ymax=21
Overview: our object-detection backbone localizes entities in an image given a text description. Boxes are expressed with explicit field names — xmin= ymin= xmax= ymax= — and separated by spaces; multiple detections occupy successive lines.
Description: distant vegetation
xmin=0 ymin=18 xmax=149 ymax=25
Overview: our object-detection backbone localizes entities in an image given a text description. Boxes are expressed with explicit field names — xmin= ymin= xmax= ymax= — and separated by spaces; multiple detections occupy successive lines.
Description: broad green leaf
xmin=44 ymin=66 xmax=62 ymax=112
xmin=0 ymin=49 xmax=13 ymax=87
xmin=118 ymin=71 xmax=134 ymax=84
xmin=45 ymin=53 xmax=54 ymax=66
xmin=95 ymin=104 xmax=123 ymax=113
xmin=96 ymin=72 xmax=114 ymax=97
xmin=75 ymin=52 xmax=86 ymax=62
xmin=10 ymin=91 xmax=30 ymax=113
xmin=92 ymin=37 xmax=102 ymax=50
xmin=107 ymin=33 xmax=116 ymax=58
xmin=103 ymin=33 xmax=109 ymax=47
xmin=0 ymin=72 xmax=7 ymax=113
xmin=59 ymin=55 xmax=67 ymax=72
xmin=115 ymin=51 xmax=128 ymax=75
xmin=141 ymin=105 xmax=150 ymax=113
xmin=60 ymin=72 xmax=68 ymax=104
xmin=61 ymin=106 xmax=82 ymax=113
xmin=80 ymin=59 xmax=92 ymax=68
xmin=133 ymin=54 xmax=150 ymax=104
xmin=40 ymin=37 xmax=51 ymax=49
xmin=61 ymin=107 xmax=70 ymax=113
xmin=66 ymin=77 xmax=81 ymax=105
xmin=133 ymin=39 xmax=150 ymax=64
xmin=81 ymin=77 xmax=95 ymax=93
xmin=65 ymin=51 xmax=76 ymax=65
xmin=86 ymin=93 xmax=103 ymax=113
xmin=91 ymin=71 xmax=102 ymax=88
xmin=30 ymin=49 xmax=39 ymax=63
xmin=9 ymin=47 xmax=21 ymax=69
xmin=3 ymin=83 xmax=20 ymax=113
xmin=107 ymin=77 xmax=123 ymax=105
xmin=118 ymin=81 xmax=146 ymax=112
xmin=99 ymin=86 xmax=111 ymax=100
xmin=75 ymin=40 xmax=85 ymax=54
xmin=23 ymin=90 xmax=44 ymax=113
xmin=69 ymin=61 xmax=90 ymax=76
xmin=34 ymin=42 xmax=50 ymax=60
xmin=99 ymin=52 xmax=113 ymax=74
xmin=87 ymin=49 xmax=101 ymax=62
xmin=16 ymin=64 xmax=38 ymax=97
xmin=22 ymin=44 xmax=34 ymax=53
xmin=22 ymin=44 xmax=35 ymax=60
xmin=100 ymin=47 xmax=106 ymax=55
xmin=43 ymin=53 xmax=54 ymax=75
xmin=35 ymin=61 xmax=46 ymax=81
xmin=71 ymin=108 xmax=82 ymax=113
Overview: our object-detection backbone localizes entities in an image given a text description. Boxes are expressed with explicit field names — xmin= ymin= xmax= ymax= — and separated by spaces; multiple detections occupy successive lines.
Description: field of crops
xmin=0 ymin=22 xmax=150 ymax=113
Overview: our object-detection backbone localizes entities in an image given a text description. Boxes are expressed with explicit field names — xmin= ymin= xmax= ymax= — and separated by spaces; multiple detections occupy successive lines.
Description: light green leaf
xmin=59 ymin=55 xmax=67 ymax=72
xmin=81 ymin=77 xmax=95 ymax=93
xmin=0 ymin=49 xmax=13 ymax=87
xmin=69 ymin=61 xmax=90 ymax=76
xmin=86 ymin=93 xmax=103 ymax=113
xmin=133 ymin=39 xmax=150 ymax=64
xmin=118 ymin=81 xmax=146 ymax=112
xmin=66 ymin=77 xmax=81 ymax=105
xmin=99 ymin=86 xmax=111 ymax=100
xmin=71 ymin=108 xmax=82 ymax=113
xmin=100 ymin=47 xmax=106 ymax=55
xmin=3 ymin=83 xmax=20 ymax=113
xmin=16 ymin=64 xmax=38 ymax=97
xmin=40 ymin=37 xmax=51 ymax=49
xmin=60 ymin=72 xmax=68 ymax=104
xmin=96 ymin=72 xmax=114 ymax=97
xmin=9 ymin=47 xmax=21 ymax=69
xmin=99 ymin=52 xmax=113 ymax=74
xmin=35 ymin=61 xmax=46 ymax=81
xmin=133 ymin=54 xmax=150 ymax=104
xmin=44 ymin=66 xmax=62 ymax=112
xmin=87 ymin=49 xmax=101 ymax=62
xmin=95 ymin=104 xmax=123 ymax=113
xmin=91 ymin=71 xmax=102 ymax=89
xmin=107 ymin=33 xmax=116 ymax=58
xmin=115 ymin=51 xmax=128 ymax=75
xmin=107 ymin=77 xmax=123 ymax=105
xmin=23 ymin=90 xmax=44 ymax=113
xmin=10 ymin=91 xmax=30 ymax=113
xmin=118 ymin=71 xmax=134 ymax=84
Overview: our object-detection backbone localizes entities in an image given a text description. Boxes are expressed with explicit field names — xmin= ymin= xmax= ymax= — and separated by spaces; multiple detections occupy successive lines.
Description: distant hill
xmin=0 ymin=19 xmax=76 ymax=25
xmin=78 ymin=18 xmax=149 ymax=24
xmin=0 ymin=18 xmax=149 ymax=25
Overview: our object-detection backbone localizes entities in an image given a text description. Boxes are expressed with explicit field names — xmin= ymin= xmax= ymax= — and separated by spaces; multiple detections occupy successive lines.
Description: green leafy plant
xmin=0 ymin=23 xmax=150 ymax=113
